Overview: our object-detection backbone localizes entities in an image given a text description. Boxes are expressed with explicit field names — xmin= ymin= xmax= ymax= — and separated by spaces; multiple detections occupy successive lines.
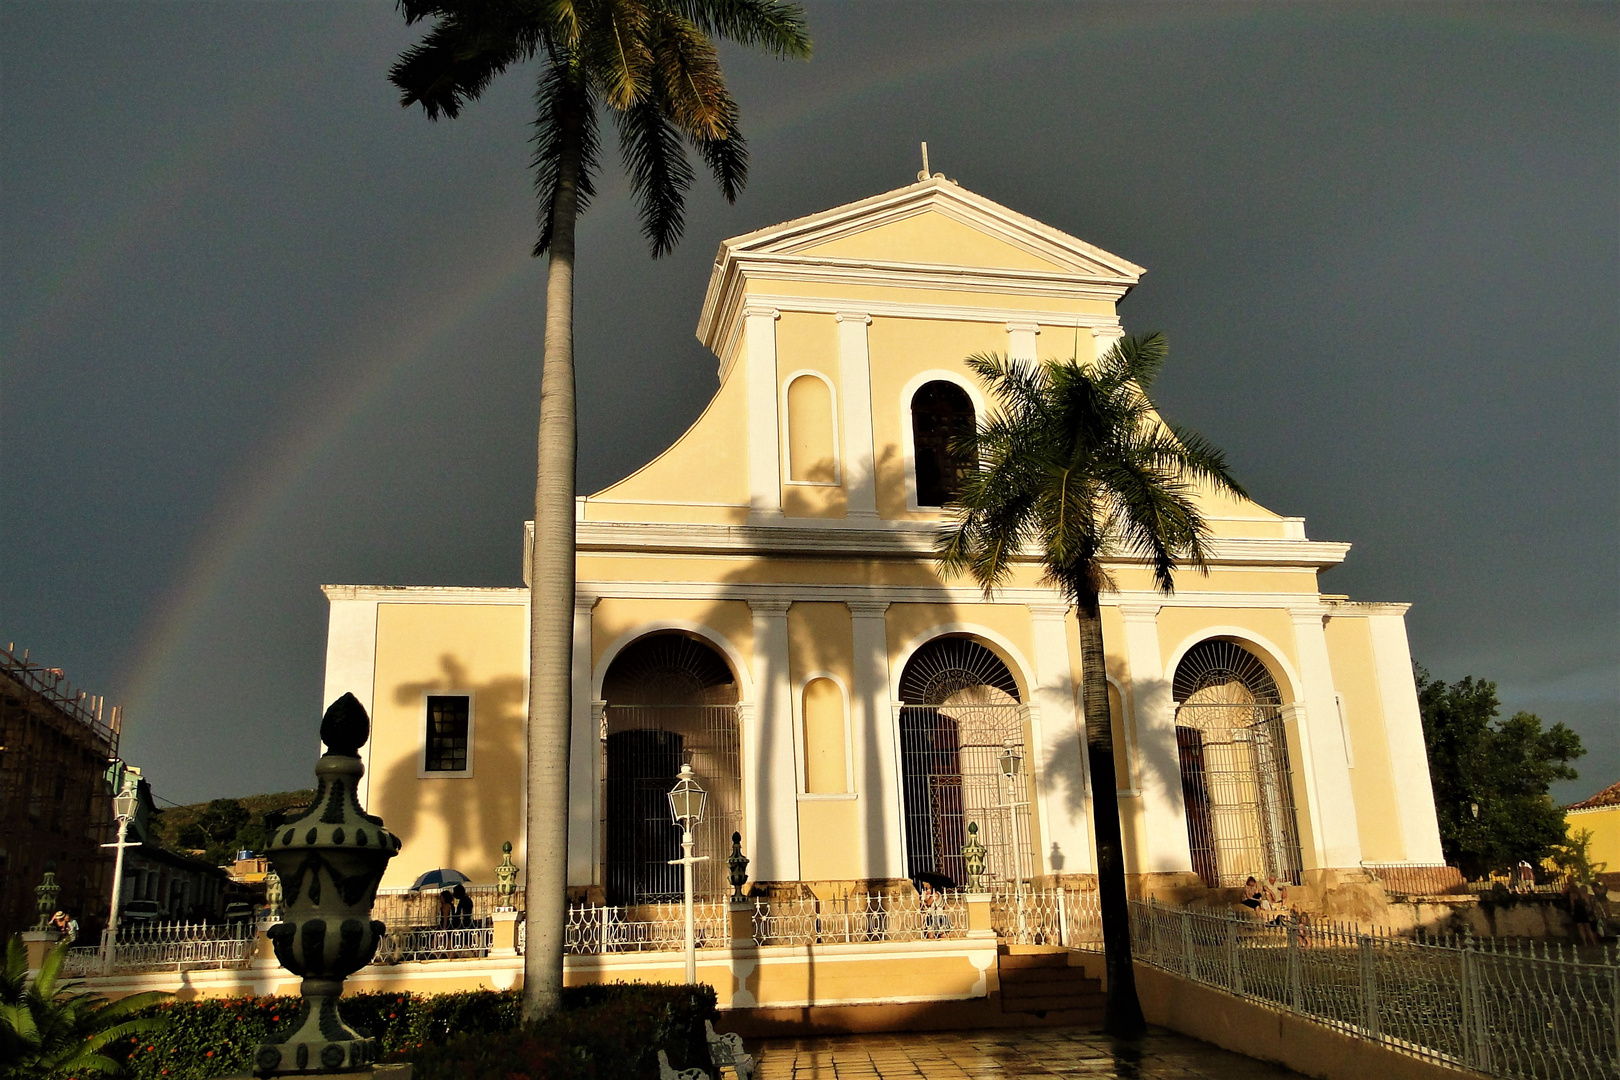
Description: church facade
xmin=321 ymin=178 xmax=1444 ymax=911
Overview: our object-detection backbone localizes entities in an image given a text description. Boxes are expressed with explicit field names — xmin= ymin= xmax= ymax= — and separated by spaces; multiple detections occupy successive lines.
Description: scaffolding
xmin=0 ymin=643 xmax=121 ymax=940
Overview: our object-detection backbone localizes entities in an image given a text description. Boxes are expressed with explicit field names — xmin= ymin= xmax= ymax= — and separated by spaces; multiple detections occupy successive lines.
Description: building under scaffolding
xmin=0 ymin=644 xmax=120 ymax=940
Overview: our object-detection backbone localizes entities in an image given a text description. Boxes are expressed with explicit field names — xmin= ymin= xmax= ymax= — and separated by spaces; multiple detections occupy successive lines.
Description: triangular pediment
xmin=720 ymin=177 xmax=1146 ymax=281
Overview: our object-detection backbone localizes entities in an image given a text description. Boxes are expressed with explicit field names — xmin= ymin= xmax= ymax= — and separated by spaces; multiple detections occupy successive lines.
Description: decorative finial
xmin=918 ymin=141 xmax=930 ymax=181
xmin=320 ymin=692 xmax=370 ymax=757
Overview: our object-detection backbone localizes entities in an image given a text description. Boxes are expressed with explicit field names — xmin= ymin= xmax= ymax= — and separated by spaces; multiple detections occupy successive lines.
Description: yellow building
xmin=1565 ymin=781 xmax=1620 ymax=881
xmin=322 ymin=177 xmax=1444 ymax=911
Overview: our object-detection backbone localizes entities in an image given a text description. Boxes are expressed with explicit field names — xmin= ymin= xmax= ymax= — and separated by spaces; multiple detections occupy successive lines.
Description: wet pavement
xmin=752 ymin=1026 xmax=1306 ymax=1079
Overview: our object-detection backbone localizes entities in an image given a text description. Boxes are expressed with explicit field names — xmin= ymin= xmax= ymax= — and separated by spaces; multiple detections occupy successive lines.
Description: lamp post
xmin=998 ymin=740 xmax=1024 ymax=885
xmin=667 ymin=763 xmax=709 ymax=984
xmin=100 ymin=772 xmax=140 ymax=976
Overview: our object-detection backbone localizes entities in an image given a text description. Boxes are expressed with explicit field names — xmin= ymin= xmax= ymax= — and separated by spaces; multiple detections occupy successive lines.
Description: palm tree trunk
xmin=523 ymin=82 xmax=585 ymax=1024
xmin=1075 ymin=589 xmax=1145 ymax=1035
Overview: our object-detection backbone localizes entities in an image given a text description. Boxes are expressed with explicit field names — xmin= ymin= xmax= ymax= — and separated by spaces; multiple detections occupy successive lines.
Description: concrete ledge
xmin=1134 ymin=963 xmax=1481 ymax=1080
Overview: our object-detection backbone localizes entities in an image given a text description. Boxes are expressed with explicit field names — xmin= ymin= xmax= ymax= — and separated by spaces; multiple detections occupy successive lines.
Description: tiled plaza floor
xmin=751 ymin=1026 xmax=1306 ymax=1079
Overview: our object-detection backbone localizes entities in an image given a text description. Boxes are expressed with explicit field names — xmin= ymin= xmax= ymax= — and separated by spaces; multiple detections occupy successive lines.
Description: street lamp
xmin=999 ymin=740 xmax=1024 ymax=885
xmin=667 ymin=763 xmax=709 ymax=984
xmin=101 ymin=770 xmax=141 ymax=975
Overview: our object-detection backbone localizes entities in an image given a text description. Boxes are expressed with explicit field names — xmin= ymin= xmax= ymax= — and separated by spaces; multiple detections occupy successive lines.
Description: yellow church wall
xmin=586 ymin=354 xmax=750 ymax=511
xmin=777 ymin=312 xmax=848 ymax=519
xmin=369 ymin=601 xmax=529 ymax=889
xmin=796 ymin=800 xmax=864 ymax=881
xmin=1154 ymin=607 xmax=1303 ymax=697
xmin=1565 ymin=806 xmax=1620 ymax=873
xmin=884 ymin=602 xmax=1036 ymax=700
xmin=591 ymin=597 xmax=756 ymax=680
xmin=1323 ymin=614 xmax=1406 ymax=862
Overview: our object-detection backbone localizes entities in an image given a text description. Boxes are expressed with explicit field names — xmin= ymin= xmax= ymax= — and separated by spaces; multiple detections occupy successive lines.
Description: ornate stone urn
xmin=254 ymin=693 xmax=400 ymax=1076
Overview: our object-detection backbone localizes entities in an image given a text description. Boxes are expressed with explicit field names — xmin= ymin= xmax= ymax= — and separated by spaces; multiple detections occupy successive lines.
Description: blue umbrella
xmin=409 ymin=868 xmax=471 ymax=891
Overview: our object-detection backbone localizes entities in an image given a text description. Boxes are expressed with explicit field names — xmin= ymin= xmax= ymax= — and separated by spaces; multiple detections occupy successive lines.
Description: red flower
xmin=207 ymin=1051 xmax=214 ymax=1057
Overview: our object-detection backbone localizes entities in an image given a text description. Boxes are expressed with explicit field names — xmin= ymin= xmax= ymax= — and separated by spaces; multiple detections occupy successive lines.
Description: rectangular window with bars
xmin=421 ymin=694 xmax=472 ymax=775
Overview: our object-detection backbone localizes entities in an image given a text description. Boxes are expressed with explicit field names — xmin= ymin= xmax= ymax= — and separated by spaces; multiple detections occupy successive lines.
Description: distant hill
xmin=150 ymin=790 xmax=315 ymax=862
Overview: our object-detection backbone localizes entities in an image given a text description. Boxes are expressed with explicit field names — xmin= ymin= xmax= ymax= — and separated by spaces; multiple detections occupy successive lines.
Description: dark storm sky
xmin=2 ymin=2 xmax=1614 ymax=806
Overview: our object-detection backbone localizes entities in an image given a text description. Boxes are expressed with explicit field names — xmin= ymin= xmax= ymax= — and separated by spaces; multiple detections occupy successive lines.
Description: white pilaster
xmin=1090 ymin=324 xmax=1124 ymax=367
xmin=836 ymin=312 xmax=879 ymax=521
xmin=745 ymin=305 xmax=783 ymax=521
xmin=1366 ymin=611 xmax=1445 ymax=863
xmin=1028 ymin=603 xmax=1095 ymax=876
xmin=747 ymin=599 xmax=799 ymax=880
xmin=323 ymin=595 xmax=379 ymax=804
xmin=848 ymin=600 xmax=904 ymax=878
xmin=1290 ymin=607 xmax=1363 ymax=870
xmin=1006 ymin=321 xmax=1040 ymax=363
xmin=567 ymin=595 xmax=598 ymax=886
xmin=1119 ymin=603 xmax=1194 ymax=873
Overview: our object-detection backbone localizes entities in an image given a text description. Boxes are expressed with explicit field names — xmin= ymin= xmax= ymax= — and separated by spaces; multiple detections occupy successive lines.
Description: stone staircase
xmin=995 ymin=946 xmax=1105 ymax=1023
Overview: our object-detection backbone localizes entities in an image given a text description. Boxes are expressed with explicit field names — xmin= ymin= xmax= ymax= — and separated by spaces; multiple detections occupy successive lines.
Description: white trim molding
xmin=590 ymin=620 xmax=756 ymax=703
xmin=780 ymin=369 xmax=843 ymax=486
xmin=792 ymin=670 xmax=857 ymax=797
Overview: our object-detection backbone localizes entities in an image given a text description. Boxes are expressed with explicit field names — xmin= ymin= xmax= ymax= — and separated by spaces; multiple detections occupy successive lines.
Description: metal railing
xmin=1130 ymin=900 xmax=1618 ymax=1080
xmin=1361 ymin=862 xmax=1468 ymax=897
xmin=60 ymin=920 xmax=257 ymax=975
xmin=563 ymin=901 xmax=729 ymax=954
xmin=990 ymin=885 xmax=1103 ymax=948
xmin=374 ymin=924 xmax=495 ymax=963
xmin=372 ymin=884 xmax=520 ymax=929
xmin=752 ymin=891 xmax=969 ymax=946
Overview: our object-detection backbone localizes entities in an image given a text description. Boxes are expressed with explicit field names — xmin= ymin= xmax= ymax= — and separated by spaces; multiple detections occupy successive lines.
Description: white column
xmin=567 ymin=595 xmax=597 ymax=886
xmin=1089 ymin=324 xmax=1123 ymax=367
xmin=1290 ymin=606 xmax=1363 ymax=870
xmin=744 ymin=305 xmax=783 ymax=521
xmin=747 ymin=599 xmax=798 ymax=881
xmin=1119 ymin=603 xmax=1194 ymax=873
xmin=848 ymin=600 xmax=904 ymax=879
xmin=1028 ymin=604 xmax=1095 ymax=877
xmin=836 ymin=312 xmax=879 ymax=521
xmin=322 ymin=593 xmax=379 ymax=803
xmin=1006 ymin=321 xmax=1040 ymax=362
xmin=1366 ymin=610 xmax=1445 ymax=863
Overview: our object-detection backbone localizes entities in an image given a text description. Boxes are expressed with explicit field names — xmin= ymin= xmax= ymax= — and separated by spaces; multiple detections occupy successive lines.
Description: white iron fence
xmin=60 ymin=920 xmax=258 ymax=975
xmin=990 ymin=885 xmax=1102 ymax=948
xmin=564 ymin=901 xmax=729 ymax=954
xmin=1130 ymin=900 xmax=1618 ymax=1080
xmin=752 ymin=891 xmax=968 ymax=946
xmin=374 ymin=924 xmax=494 ymax=963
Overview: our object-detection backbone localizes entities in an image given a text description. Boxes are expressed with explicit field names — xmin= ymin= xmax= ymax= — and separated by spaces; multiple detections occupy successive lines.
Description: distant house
xmin=0 ymin=645 xmax=119 ymax=939
xmin=1566 ymin=781 xmax=1620 ymax=885
xmin=114 ymin=768 xmax=231 ymax=923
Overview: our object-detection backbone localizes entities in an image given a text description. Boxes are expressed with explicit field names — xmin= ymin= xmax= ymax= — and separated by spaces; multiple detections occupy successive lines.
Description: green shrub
xmin=406 ymin=983 xmax=719 ymax=1080
xmin=111 ymin=983 xmax=715 ymax=1080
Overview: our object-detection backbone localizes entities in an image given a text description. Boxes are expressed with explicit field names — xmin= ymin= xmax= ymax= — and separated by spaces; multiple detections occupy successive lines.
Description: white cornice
xmin=321 ymin=584 xmax=529 ymax=604
xmin=573 ymin=518 xmax=1350 ymax=569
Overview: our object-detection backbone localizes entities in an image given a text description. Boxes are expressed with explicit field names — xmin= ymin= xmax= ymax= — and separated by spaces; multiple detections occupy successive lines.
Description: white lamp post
xmin=100 ymin=774 xmax=140 ymax=976
xmin=998 ymin=740 xmax=1024 ymax=885
xmin=667 ymin=763 xmax=709 ymax=984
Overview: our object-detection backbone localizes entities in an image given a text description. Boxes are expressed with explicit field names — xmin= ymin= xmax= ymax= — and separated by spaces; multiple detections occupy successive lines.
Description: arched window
xmin=910 ymin=380 xmax=975 ymax=507
xmin=800 ymin=677 xmax=848 ymax=793
xmin=897 ymin=636 xmax=1032 ymax=887
xmin=1172 ymin=640 xmax=1302 ymax=887
xmin=601 ymin=633 xmax=742 ymax=903
xmin=786 ymin=374 xmax=838 ymax=483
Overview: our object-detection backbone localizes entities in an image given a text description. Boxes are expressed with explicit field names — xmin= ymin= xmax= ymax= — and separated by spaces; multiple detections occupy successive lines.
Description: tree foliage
xmin=1417 ymin=665 xmax=1584 ymax=879
xmin=0 ymin=937 xmax=168 ymax=1079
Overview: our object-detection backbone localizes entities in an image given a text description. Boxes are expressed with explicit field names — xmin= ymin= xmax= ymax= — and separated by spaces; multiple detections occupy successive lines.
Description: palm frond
xmin=675 ymin=0 xmax=812 ymax=57
xmin=693 ymin=95 xmax=747 ymax=201
xmin=580 ymin=0 xmax=654 ymax=109
xmin=614 ymin=96 xmax=696 ymax=256
xmin=389 ymin=11 xmax=540 ymax=120
xmin=645 ymin=11 xmax=731 ymax=139
xmin=531 ymin=62 xmax=601 ymax=255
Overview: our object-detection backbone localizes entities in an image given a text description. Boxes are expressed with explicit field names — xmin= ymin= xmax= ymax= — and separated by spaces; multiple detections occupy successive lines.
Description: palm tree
xmin=389 ymin=0 xmax=810 ymax=1020
xmin=0 ymin=937 xmax=168 ymax=1078
xmin=938 ymin=333 xmax=1246 ymax=1035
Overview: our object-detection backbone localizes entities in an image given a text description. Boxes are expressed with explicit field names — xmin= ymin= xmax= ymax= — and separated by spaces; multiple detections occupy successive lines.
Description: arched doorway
xmin=601 ymin=633 xmax=742 ymax=903
xmin=897 ymin=636 xmax=1033 ymax=888
xmin=1172 ymin=640 xmax=1303 ymax=887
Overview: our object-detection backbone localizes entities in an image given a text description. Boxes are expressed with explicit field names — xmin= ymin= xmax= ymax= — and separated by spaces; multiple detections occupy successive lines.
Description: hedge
xmin=111 ymin=984 xmax=717 ymax=1080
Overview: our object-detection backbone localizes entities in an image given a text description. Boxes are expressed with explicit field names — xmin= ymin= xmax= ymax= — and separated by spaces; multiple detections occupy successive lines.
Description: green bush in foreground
xmin=111 ymin=983 xmax=715 ymax=1080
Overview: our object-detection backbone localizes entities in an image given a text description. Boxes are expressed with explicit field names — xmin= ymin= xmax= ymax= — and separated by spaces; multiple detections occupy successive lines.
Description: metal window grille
xmin=898 ymin=638 xmax=1033 ymax=887
xmin=600 ymin=634 xmax=742 ymax=904
xmin=1130 ymin=899 xmax=1618 ymax=1080
xmin=910 ymin=381 xmax=975 ymax=506
xmin=1172 ymin=640 xmax=1302 ymax=887
xmin=423 ymin=695 xmax=469 ymax=772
